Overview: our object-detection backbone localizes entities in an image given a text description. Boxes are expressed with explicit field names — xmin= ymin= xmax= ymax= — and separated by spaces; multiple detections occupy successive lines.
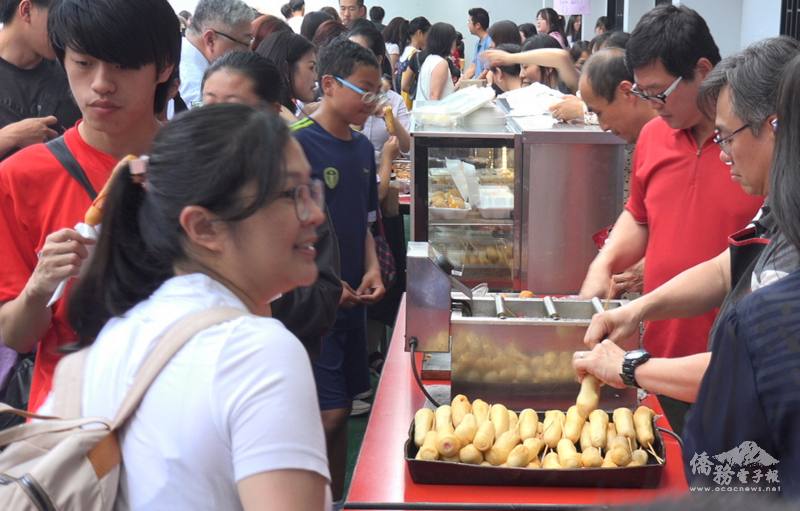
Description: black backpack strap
xmin=45 ymin=136 xmax=97 ymax=200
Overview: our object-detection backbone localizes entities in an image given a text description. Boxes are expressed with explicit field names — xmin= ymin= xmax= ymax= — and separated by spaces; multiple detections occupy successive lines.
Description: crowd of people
xmin=0 ymin=0 xmax=798 ymax=508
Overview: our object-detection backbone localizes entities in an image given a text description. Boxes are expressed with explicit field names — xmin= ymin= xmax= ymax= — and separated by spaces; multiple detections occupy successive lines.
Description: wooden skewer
xmin=604 ymin=279 xmax=614 ymax=310
xmin=647 ymin=443 xmax=664 ymax=464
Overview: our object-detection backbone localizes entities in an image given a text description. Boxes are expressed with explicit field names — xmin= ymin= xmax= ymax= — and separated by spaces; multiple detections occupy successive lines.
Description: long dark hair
xmin=349 ymin=19 xmax=392 ymax=78
xmin=256 ymin=30 xmax=316 ymax=110
xmin=383 ymin=17 xmax=409 ymax=51
xmin=250 ymin=14 xmax=291 ymax=50
xmin=522 ymin=34 xmax=561 ymax=87
xmin=771 ymin=54 xmax=800 ymax=250
xmin=487 ymin=20 xmax=520 ymax=47
xmin=68 ymin=104 xmax=289 ymax=344
xmin=311 ymin=19 xmax=348 ymax=47
xmin=301 ymin=10 xmax=333 ymax=41
xmin=565 ymin=14 xmax=581 ymax=42
xmin=536 ymin=8 xmax=566 ymax=45
xmin=426 ymin=22 xmax=456 ymax=58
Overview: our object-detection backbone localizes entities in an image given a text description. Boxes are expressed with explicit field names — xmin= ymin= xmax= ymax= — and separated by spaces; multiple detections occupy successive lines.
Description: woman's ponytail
xmin=68 ymin=160 xmax=171 ymax=346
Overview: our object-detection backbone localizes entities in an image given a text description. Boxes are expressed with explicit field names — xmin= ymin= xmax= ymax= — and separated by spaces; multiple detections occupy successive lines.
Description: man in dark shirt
xmin=0 ymin=0 xmax=81 ymax=159
xmin=683 ymin=51 xmax=800 ymax=498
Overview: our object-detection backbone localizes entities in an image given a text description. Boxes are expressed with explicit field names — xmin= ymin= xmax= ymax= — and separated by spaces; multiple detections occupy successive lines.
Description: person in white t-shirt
xmin=286 ymin=0 xmax=305 ymax=34
xmin=416 ymin=22 xmax=458 ymax=102
xmin=382 ymin=17 xmax=409 ymax=74
xmin=51 ymin=104 xmax=330 ymax=511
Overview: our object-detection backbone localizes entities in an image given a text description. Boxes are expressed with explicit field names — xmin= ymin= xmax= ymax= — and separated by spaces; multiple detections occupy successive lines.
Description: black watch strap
xmin=620 ymin=350 xmax=651 ymax=388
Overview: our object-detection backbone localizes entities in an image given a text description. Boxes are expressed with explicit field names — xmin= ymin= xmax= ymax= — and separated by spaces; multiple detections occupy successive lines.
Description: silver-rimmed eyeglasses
xmin=278 ymin=179 xmax=325 ymax=222
xmin=631 ymin=75 xmax=683 ymax=104
xmin=713 ymin=124 xmax=750 ymax=155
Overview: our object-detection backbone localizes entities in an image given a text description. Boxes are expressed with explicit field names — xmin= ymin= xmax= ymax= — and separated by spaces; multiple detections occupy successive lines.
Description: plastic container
xmin=478 ymin=186 xmax=513 ymax=218
xmin=429 ymin=204 xmax=472 ymax=220
xmin=412 ymin=86 xmax=496 ymax=127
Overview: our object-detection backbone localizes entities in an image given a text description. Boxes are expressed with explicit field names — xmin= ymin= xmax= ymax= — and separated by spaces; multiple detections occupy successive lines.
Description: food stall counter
xmin=344 ymin=296 xmax=689 ymax=510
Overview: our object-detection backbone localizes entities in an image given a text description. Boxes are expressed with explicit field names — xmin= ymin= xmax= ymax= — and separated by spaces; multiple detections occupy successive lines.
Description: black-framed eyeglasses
xmin=333 ymin=75 xmax=387 ymax=107
xmin=214 ymin=29 xmax=253 ymax=48
xmin=713 ymin=124 xmax=750 ymax=154
xmin=631 ymin=75 xmax=682 ymax=105
xmin=277 ymin=179 xmax=325 ymax=222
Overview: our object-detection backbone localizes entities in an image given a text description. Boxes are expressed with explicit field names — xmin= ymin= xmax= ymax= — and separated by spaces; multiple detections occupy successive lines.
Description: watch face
xmin=625 ymin=349 xmax=648 ymax=361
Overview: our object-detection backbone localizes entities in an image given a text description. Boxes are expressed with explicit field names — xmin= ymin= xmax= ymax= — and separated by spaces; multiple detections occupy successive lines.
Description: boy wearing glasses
xmin=292 ymin=38 xmax=385 ymax=507
xmin=578 ymin=5 xmax=762 ymax=430
xmin=180 ymin=0 xmax=254 ymax=108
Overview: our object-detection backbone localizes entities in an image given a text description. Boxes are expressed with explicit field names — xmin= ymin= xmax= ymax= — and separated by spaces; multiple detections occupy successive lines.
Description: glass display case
xmin=411 ymin=127 xmax=522 ymax=290
xmin=411 ymin=123 xmax=626 ymax=294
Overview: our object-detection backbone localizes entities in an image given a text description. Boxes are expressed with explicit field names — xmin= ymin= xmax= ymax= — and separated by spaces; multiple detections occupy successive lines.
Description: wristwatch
xmin=620 ymin=349 xmax=651 ymax=388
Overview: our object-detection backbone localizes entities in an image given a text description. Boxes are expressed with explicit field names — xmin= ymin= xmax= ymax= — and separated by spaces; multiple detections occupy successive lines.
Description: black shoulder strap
xmin=46 ymin=136 xmax=97 ymax=200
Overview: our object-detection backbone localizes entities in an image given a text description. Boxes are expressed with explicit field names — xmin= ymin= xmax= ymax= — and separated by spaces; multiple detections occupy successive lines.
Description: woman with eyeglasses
xmin=59 ymin=104 xmax=330 ymax=509
xmin=536 ymin=7 xmax=567 ymax=48
xmin=682 ymin=52 xmax=800 ymax=496
xmin=416 ymin=22 xmax=458 ymax=102
xmin=256 ymin=31 xmax=318 ymax=122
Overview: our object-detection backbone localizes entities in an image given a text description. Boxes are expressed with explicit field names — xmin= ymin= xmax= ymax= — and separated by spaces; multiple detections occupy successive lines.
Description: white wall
xmin=676 ymin=0 xmax=742 ymax=57
xmin=740 ymin=0 xmax=781 ymax=48
xmin=624 ymin=0 xmax=654 ymax=32
xmin=169 ymin=0 xmax=784 ymax=58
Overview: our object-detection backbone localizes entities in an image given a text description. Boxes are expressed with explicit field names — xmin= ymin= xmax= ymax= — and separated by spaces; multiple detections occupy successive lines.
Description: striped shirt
xmin=684 ymin=268 xmax=800 ymax=495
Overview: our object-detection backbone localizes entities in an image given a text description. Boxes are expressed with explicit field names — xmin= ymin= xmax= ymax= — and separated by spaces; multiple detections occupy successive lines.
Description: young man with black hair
xmin=292 ymin=38 xmax=385 ymax=508
xmin=464 ymin=7 xmax=491 ymax=80
xmin=578 ymin=5 xmax=762 ymax=430
xmin=339 ymin=0 xmax=366 ymax=29
xmin=0 ymin=0 xmax=80 ymax=159
xmin=181 ymin=0 xmax=255 ymax=108
xmin=0 ymin=0 xmax=180 ymax=413
xmin=369 ymin=5 xmax=384 ymax=32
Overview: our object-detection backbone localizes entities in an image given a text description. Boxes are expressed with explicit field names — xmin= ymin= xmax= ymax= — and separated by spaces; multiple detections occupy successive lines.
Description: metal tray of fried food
xmin=404 ymin=412 xmax=666 ymax=488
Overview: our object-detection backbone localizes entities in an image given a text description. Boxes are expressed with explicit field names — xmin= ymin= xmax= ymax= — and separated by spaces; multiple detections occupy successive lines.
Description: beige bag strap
xmin=110 ymin=307 xmax=245 ymax=430
xmin=52 ymin=348 xmax=90 ymax=419
xmin=0 ymin=411 xmax=111 ymax=447
xmin=0 ymin=402 xmax=57 ymax=421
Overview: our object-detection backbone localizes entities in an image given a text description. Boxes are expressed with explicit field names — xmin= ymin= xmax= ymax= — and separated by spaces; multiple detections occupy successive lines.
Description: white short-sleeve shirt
xmin=44 ymin=273 xmax=330 ymax=510
xmin=417 ymin=54 xmax=455 ymax=102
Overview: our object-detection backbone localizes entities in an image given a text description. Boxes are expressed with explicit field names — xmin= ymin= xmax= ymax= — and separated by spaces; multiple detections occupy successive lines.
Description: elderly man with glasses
xmin=577 ymin=5 xmax=764 ymax=431
xmin=180 ymin=0 xmax=255 ymax=108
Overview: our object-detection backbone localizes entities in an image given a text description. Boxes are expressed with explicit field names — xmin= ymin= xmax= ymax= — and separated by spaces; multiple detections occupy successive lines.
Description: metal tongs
xmin=590 ymin=297 xmax=607 ymax=315
xmin=433 ymin=253 xmax=474 ymax=299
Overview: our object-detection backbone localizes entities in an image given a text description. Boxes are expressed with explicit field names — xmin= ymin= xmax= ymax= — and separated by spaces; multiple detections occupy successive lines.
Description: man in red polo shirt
xmin=578 ymin=5 xmax=762 ymax=428
xmin=0 ymin=0 xmax=180 ymax=412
